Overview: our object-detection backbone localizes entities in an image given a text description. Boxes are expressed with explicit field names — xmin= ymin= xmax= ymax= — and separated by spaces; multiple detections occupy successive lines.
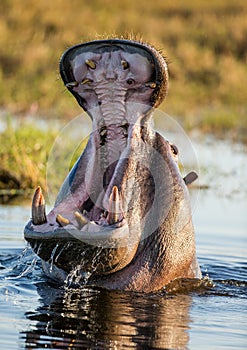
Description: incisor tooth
xmin=32 ymin=186 xmax=47 ymax=225
xmin=85 ymin=59 xmax=96 ymax=69
xmin=74 ymin=211 xmax=89 ymax=228
xmin=81 ymin=78 xmax=93 ymax=85
xmin=121 ymin=60 xmax=129 ymax=69
xmin=66 ymin=81 xmax=79 ymax=88
xmin=107 ymin=186 xmax=123 ymax=225
xmin=56 ymin=214 xmax=70 ymax=227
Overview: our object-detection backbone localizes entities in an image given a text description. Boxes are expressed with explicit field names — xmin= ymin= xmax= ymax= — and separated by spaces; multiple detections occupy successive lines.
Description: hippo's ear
xmin=59 ymin=39 xmax=169 ymax=111
xmin=183 ymin=171 xmax=198 ymax=186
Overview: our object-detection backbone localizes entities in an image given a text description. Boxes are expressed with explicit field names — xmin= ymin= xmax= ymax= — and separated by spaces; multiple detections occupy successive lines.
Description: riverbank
xmin=0 ymin=118 xmax=57 ymax=203
xmin=0 ymin=116 xmax=90 ymax=203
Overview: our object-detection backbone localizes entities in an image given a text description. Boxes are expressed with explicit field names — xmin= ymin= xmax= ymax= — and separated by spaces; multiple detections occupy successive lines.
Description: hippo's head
xmin=24 ymin=39 xmax=201 ymax=292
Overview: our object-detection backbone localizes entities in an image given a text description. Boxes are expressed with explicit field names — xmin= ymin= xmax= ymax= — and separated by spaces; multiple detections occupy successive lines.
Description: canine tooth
xmin=85 ymin=59 xmax=96 ymax=69
xmin=107 ymin=186 xmax=123 ymax=225
xmin=145 ymin=82 xmax=156 ymax=89
xmin=32 ymin=186 xmax=47 ymax=225
xmin=56 ymin=214 xmax=70 ymax=227
xmin=74 ymin=211 xmax=89 ymax=228
xmin=65 ymin=81 xmax=79 ymax=88
xmin=121 ymin=60 xmax=129 ymax=69
xmin=81 ymin=78 xmax=93 ymax=85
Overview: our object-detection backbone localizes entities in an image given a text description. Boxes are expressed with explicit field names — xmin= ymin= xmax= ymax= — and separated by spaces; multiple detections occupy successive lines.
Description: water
xmin=0 ymin=136 xmax=246 ymax=349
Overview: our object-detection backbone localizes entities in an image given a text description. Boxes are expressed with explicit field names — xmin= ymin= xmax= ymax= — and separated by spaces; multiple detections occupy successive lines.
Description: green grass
xmin=0 ymin=117 xmax=88 ymax=199
xmin=0 ymin=118 xmax=58 ymax=192
xmin=0 ymin=0 xmax=246 ymax=138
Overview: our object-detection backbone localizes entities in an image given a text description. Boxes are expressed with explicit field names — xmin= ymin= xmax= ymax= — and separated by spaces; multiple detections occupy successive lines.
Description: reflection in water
xmin=22 ymin=284 xmax=192 ymax=349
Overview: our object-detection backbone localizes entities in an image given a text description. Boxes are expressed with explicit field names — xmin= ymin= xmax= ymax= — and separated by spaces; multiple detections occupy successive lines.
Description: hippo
xmin=24 ymin=39 xmax=201 ymax=292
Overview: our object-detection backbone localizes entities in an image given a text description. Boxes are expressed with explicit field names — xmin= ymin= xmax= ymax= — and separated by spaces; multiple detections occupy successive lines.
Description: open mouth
xmin=24 ymin=39 xmax=169 ymax=278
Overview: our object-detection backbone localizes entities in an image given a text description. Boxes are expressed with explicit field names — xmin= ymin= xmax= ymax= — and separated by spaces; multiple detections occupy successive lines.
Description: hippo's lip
xmin=24 ymin=218 xmax=132 ymax=249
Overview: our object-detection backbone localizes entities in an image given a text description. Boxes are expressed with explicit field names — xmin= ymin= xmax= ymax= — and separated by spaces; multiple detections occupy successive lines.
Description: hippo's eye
xmin=170 ymin=143 xmax=179 ymax=156
xmin=127 ymin=78 xmax=135 ymax=85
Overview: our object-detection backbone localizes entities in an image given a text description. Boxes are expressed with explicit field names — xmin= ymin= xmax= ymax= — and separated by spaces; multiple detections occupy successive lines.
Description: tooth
xmin=65 ymin=81 xmax=79 ymax=88
xmin=32 ymin=186 xmax=47 ymax=225
xmin=145 ymin=82 xmax=156 ymax=89
xmin=121 ymin=60 xmax=129 ymax=69
xmin=74 ymin=211 xmax=89 ymax=228
xmin=107 ymin=186 xmax=123 ymax=225
xmin=56 ymin=214 xmax=70 ymax=227
xmin=81 ymin=78 xmax=93 ymax=85
xmin=100 ymin=128 xmax=107 ymax=137
xmin=85 ymin=59 xmax=96 ymax=69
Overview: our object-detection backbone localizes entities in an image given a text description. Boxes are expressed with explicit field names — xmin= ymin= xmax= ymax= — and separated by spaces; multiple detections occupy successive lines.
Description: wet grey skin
xmin=24 ymin=39 xmax=201 ymax=292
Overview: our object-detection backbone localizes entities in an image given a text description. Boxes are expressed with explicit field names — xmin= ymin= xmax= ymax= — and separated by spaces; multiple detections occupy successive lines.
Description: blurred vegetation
xmin=0 ymin=118 xmax=87 ymax=201
xmin=0 ymin=0 xmax=247 ymax=197
xmin=0 ymin=0 xmax=246 ymax=138
xmin=0 ymin=118 xmax=57 ymax=201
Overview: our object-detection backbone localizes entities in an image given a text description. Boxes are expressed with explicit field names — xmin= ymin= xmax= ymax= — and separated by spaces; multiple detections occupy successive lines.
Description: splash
xmin=5 ymin=245 xmax=39 ymax=280
xmin=64 ymin=266 xmax=92 ymax=289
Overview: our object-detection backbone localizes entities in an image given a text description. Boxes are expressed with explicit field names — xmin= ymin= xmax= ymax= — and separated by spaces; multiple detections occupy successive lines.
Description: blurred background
xmin=0 ymin=0 xmax=246 ymax=131
xmin=0 ymin=0 xmax=246 ymax=195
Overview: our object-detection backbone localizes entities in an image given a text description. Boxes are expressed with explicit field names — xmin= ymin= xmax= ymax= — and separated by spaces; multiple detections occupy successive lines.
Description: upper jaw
xmin=45 ymin=39 xmax=166 ymax=234
xmin=59 ymin=39 xmax=169 ymax=111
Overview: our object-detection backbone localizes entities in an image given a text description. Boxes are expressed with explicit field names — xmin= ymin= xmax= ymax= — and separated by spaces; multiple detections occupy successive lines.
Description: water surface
xmin=0 ymin=136 xmax=246 ymax=349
